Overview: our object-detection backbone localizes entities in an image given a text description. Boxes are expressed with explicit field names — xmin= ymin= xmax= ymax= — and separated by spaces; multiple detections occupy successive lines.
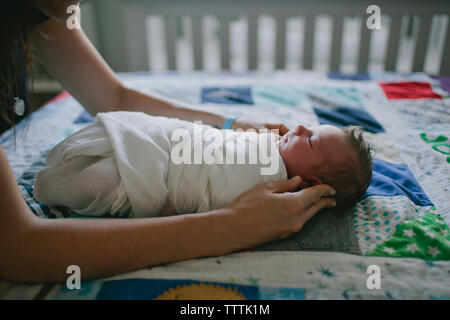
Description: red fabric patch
xmin=379 ymin=81 xmax=442 ymax=100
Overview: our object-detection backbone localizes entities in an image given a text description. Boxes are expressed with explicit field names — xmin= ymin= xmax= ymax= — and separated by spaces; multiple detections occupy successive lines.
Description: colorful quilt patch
xmin=252 ymin=86 xmax=308 ymax=107
xmin=96 ymin=279 xmax=258 ymax=300
xmin=328 ymin=72 xmax=371 ymax=81
xmin=436 ymin=76 xmax=450 ymax=95
xmin=74 ymin=110 xmax=94 ymax=123
xmin=53 ymin=280 xmax=103 ymax=300
xmin=44 ymin=91 xmax=71 ymax=106
xmin=201 ymin=87 xmax=254 ymax=104
xmin=258 ymin=287 xmax=306 ymax=299
xmin=313 ymin=106 xmax=385 ymax=133
xmin=363 ymin=158 xmax=433 ymax=207
xmin=306 ymin=86 xmax=365 ymax=109
xmin=379 ymin=81 xmax=442 ymax=100
xmin=368 ymin=212 xmax=450 ymax=260
xmin=352 ymin=196 xmax=431 ymax=254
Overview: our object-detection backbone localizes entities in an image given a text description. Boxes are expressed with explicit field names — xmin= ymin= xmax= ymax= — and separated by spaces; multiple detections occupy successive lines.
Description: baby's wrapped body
xmin=34 ymin=111 xmax=287 ymax=218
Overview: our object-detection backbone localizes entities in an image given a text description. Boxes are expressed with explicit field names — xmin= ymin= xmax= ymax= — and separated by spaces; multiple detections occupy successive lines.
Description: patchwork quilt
xmin=1 ymin=71 xmax=449 ymax=299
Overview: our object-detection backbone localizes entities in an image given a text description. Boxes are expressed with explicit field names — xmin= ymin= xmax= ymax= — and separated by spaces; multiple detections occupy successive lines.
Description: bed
xmin=0 ymin=70 xmax=449 ymax=299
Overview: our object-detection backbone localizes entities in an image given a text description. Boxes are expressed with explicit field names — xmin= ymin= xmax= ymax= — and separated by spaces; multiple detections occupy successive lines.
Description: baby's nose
xmin=296 ymin=125 xmax=312 ymax=137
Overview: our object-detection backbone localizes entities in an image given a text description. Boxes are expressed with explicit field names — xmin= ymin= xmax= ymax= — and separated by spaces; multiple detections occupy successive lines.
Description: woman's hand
xmin=223 ymin=176 xmax=336 ymax=249
xmin=232 ymin=117 xmax=290 ymax=136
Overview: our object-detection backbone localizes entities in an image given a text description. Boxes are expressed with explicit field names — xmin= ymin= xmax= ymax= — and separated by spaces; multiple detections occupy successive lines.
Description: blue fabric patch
xmin=362 ymin=158 xmax=433 ymax=207
xmin=313 ymin=106 xmax=385 ymax=133
xmin=55 ymin=280 xmax=103 ymax=300
xmin=74 ymin=110 xmax=94 ymax=123
xmin=201 ymin=87 xmax=254 ymax=104
xmin=24 ymin=185 xmax=56 ymax=219
xmin=96 ymin=279 xmax=259 ymax=300
xmin=328 ymin=72 xmax=372 ymax=81
xmin=259 ymin=287 xmax=306 ymax=299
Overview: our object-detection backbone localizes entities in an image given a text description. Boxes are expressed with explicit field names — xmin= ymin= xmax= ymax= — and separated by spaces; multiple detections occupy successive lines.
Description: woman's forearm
xmin=1 ymin=146 xmax=241 ymax=283
xmin=116 ymin=87 xmax=228 ymax=129
xmin=2 ymin=207 xmax=239 ymax=283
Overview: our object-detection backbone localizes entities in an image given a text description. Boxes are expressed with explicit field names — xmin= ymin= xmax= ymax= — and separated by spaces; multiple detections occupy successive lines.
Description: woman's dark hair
xmin=0 ymin=1 xmax=48 ymax=142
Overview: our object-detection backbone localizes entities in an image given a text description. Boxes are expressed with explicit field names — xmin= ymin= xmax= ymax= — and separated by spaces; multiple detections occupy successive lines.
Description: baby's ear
xmin=298 ymin=176 xmax=323 ymax=188
xmin=307 ymin=176 xmax=323 ymax=186
xmin=298 ymin=179 xmax=310 ymax=189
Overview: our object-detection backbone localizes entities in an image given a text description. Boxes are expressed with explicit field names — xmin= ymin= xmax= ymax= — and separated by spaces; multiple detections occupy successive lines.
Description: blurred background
xmin=32 ymin=0 xmax=449 ymax=110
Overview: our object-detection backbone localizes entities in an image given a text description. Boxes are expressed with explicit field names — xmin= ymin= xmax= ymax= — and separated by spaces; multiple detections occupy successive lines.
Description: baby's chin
xmin=286 ymin=167 xmax=313 ymax=181
xmin=285 ymin=167 xmax=298 ymax=178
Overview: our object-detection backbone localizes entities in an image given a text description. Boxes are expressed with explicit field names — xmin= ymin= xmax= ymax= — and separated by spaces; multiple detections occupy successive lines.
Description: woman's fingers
xmin=280 ymin=183 xmax=336 ymax=213
xmin=226 ymin=177 xmax=337 ymax=247
xmin=278 ymin=124 xmax=290 ymax=136
xmin=264 ymin=123 xmax=289 ymax=136
xmin=267 ymin=176 xmax=303 ymax=193
xmin=285 ymin=186 xmax=337 ymax=233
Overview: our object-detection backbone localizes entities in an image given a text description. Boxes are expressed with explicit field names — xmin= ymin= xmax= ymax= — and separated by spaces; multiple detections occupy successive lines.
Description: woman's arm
xmin=0 ymin=146 xmax=335 ymax=283
xmin=32 ymin=19 xmax=225 ymax=128
xmin=0 ymin=146 xmax=229 ymax=282
xmin=32 ymin=18 xmax=289 ymax=133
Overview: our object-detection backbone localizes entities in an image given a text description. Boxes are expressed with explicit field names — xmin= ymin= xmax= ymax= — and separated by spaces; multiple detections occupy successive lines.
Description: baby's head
xmin=277 ymin=124 xmax=372 ymax=207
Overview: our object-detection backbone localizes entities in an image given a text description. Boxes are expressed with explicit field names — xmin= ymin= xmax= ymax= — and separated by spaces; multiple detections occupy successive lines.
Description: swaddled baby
xmin=33 ymin=111 xmax=372 ymax=218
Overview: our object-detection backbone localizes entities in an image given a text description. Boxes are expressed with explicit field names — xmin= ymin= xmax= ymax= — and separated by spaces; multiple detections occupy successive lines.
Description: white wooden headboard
xmin=81 ymin=0 xmax=450 ymax=75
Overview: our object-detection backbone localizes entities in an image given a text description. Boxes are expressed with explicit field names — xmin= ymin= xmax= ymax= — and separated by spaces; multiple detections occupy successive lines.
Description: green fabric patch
xmin=253 ymin=86 xmax=309 ymax=107
xmin=367 ymin=211 xmax=450 ymax=261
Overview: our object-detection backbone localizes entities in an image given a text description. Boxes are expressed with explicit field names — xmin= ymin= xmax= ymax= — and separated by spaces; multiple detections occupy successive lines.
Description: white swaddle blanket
xmin=34 ymin=111 xmax=287 ymax=218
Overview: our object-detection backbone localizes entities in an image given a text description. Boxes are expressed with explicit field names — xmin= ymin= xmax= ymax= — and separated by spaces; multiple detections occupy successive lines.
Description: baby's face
xmin=277 ymin=124 xmax=354 ymax=180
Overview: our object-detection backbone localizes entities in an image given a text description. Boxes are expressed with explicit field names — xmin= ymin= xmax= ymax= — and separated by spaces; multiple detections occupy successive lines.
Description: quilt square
xmin=96 ymin=279 xmax=259 ymax=300
xmin=328 ymin=72 xmax=371 ymax=81
xmin=436 ymin=76 xmax=450 ymax=95
xmin=363 ymin=158 xmax=433 ymax=207
xmin=379 ymin=81 xmax=442 ymax=100
xmin=74 ymin=110 xmax=94 ymax=123
xmin=368 ymin=212 xmax=450 ymax=261
xmin=201 ymin=87 xmax=254 ymax=104
xmin=313 ymin=106 xmax=385 ymax=133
